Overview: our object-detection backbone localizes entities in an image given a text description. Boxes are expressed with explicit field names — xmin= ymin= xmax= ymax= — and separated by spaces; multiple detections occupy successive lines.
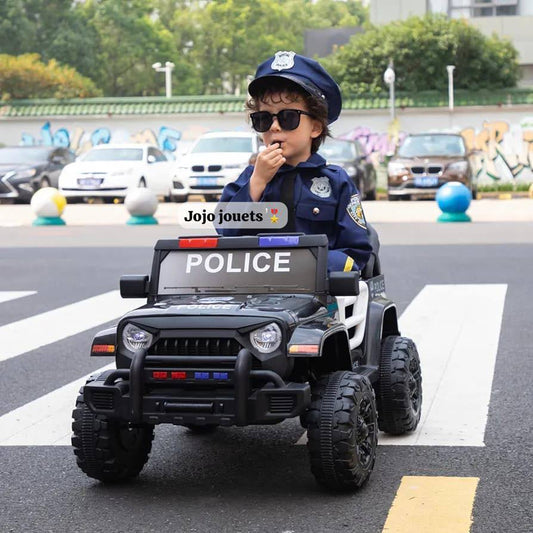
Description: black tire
xmin=377 ymin=336 xmax=422 ymax=435
xmin=365 ymin=186 xmax=376 ymax=201
xmin=138 ymin=178 xmax=146 ymax=188
xmin=204 ymin=194 xmax=219 ymax=202
xmin=171 ymin=195 xmax=188 ymax=203
xmin=184 ymin=424 xmax=218 ymax=434
xmin=305 ymin=371 xmax=378 ymax=491
xmin=40 ymin=177 xmax=51 ymax=188
xmin=72 ymin=394 xmax=154 ymax=482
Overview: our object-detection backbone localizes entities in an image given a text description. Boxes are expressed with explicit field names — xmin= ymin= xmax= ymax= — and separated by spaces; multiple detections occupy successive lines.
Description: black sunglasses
xmin=250 ymin=109 xmax=314 ymax=132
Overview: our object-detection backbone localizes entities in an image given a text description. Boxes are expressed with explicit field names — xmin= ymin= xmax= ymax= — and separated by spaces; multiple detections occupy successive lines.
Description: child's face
xmin=257 ymin=91 xmax=323 ymax=167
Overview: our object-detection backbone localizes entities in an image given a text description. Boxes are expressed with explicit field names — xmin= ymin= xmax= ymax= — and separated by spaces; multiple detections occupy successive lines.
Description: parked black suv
xmin=319 ymin=137 xmax=377 ymax=200
xmin=72 ymin=232 xmax=422 ymax=491
xmin=0 ymin=146 xmax=76 ymax=203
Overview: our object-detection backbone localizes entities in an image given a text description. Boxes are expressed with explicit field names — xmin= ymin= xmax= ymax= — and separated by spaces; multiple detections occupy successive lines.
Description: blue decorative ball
xmin=436 ymin=182 xmax=472 ymax=214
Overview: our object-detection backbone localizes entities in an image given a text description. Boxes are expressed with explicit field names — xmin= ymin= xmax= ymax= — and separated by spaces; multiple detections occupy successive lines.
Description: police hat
xmin=248 ymin=51 xmax=342 ymax=124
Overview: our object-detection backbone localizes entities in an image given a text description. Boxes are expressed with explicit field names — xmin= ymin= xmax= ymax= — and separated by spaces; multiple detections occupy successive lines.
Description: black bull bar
xmin=83 ymin=348 xmax=310 ymax=425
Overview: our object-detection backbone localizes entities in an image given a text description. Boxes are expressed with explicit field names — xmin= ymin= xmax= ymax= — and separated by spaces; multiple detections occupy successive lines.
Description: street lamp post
xmin=447 ymin=65 xmax=455 ymax=127
xmin=383 ymin=62 xmax=396 ymax=122
xmin=152 ymin=61 xmax=175 ymax=98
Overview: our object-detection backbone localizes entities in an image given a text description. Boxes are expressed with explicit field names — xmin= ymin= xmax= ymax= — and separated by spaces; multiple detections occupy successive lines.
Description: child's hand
xmin=249 ymin=143 xmax=285 ymax=201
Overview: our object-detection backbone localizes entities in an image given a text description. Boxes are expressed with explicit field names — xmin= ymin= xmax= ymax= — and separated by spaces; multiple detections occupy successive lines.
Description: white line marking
xmin=0 ymin=291 xmax=36 ymax=304
xmin=0 ymin=284 xmax=507 ymax=447
xmin=297 ymin=284 xmax=507 ymax=448
xmin=0 ymin=291 xmax=144 ymax=363
xmin=0 ymin=364 xmax=113 ymax=446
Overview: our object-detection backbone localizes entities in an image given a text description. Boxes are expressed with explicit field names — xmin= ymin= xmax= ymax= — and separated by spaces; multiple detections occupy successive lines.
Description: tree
xmin=0 ymin=54 xmax=101 ymax=99
xmin=322 ymin=14 xmax=520 ymax=96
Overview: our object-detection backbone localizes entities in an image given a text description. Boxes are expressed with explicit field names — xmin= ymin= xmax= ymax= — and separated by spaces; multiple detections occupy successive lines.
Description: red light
xmin=171 ymin=371 xmax=187 ymax=380
xmin=152 ymin=371 xmax=168 ymax=379
xmin=179 ymin=238 xmax=218 ymax=248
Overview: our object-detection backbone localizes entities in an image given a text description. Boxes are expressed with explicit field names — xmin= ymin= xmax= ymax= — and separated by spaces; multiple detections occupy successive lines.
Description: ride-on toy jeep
xmin=72 ymin=231 xmax=422 ymax=491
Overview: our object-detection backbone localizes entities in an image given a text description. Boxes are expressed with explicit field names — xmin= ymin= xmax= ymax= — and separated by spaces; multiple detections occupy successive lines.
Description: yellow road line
xmin=382 ymin=476 xmax=479 ymax=533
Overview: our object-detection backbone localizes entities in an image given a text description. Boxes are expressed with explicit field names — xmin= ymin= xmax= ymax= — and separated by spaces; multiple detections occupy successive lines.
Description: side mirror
xmin=328 ymin=271 xmax=360 ymax=296
xmin=120 ymin=275 xmax=149 ymax=298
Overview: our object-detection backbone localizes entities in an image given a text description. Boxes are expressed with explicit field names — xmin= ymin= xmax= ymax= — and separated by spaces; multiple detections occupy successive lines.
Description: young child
xmin=219 ymin=51 xmax=372 ymax=273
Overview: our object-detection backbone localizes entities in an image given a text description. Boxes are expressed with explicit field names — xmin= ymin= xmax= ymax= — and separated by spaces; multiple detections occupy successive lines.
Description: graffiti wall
xmin=341 ymin=119 xmax=533 ymax=184
xmin=16 ymin=118 xmax=533 ymax=184
xmin=20 ymin=121 xmax=196 ymax=157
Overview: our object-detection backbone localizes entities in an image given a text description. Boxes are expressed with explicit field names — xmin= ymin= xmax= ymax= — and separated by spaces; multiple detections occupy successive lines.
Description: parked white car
xmin=59 ymin=143 xmax=174 ymax=202
xmin=171 ymin=131 xmax=262 ymax=202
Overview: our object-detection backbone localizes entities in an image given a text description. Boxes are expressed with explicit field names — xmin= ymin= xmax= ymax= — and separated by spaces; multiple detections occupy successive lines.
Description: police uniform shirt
xmin=219 ymin=152 xmax=372 ymax=272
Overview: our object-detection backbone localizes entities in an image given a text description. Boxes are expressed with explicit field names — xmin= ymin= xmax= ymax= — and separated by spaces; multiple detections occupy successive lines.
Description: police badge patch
xmin=347 ymin=194 xmax=367 ymax=229
xmin=271 ymin=51 xmax=295 ymax=71
xmin=310 ymin=177 xmax=331 ymax=198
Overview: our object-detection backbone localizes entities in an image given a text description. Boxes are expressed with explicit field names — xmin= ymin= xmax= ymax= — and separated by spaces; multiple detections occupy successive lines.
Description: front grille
xmin=428 ymin=166 xmax=442 ymax=174
xmin=269 ymin=395 xmax=296 ymax=414
xmin=208 ymin=165 xmax=222 ymax=172
xmin=149 ymin=337 xmax=242 ymax=356
xmin=410 ymin=165 xmax=442 ymax=175
xmin=192 ymin=165 xmax=204 ymax=172
xmin=411 ymin=166 xmax=424 ymax=174
xmin=91 ymin=391 xmax=115 ymax=410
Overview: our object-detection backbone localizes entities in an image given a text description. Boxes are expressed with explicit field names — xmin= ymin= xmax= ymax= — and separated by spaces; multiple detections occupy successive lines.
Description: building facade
xmin=370 ymin=0 xmax=533 ymax=85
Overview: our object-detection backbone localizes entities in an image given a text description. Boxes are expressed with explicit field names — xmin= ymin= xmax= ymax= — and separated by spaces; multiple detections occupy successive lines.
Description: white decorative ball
xmin=30 ymin=187 xmax=66 ymax=218
xmin=124 ymin=187 xmax=158 ymax=217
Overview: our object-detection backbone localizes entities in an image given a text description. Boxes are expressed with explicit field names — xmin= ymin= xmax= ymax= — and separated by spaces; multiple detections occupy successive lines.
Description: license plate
xmin=196 ymin=177 xmax=220 ymax=186
xmin=414 ymin=176 xmax=438 ymax=187
xmin=78 ymin=177 xmax=103 ymax=188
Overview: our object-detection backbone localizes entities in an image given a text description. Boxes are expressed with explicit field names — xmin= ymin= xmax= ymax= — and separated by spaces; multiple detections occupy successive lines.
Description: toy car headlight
xmin=249 ymin=323 xmax=282 ymax=353
xmin=122 ymin=323 xmax=153 ymax=351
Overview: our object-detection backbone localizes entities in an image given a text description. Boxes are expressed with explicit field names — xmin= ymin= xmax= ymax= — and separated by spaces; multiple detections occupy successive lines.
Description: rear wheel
xmin=377 ymin=336 xmax=422 ymax=435
xmin=72 ymin=393 xmax=154 ymax=482
xmin=305 ymin=371 xmax=378 ymax=491
xmin=138 ymin=178 xmax=146 ymax=188
xmin=204 ymin=194 xmax=219 ymax=202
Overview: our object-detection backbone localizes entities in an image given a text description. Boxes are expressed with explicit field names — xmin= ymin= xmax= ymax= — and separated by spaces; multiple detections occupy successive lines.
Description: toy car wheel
xmin=71 ymin=393 xmax=154 ymax=482
xmin=305 ymin=371 xmax=378 ymax=491
xmin=377 ymin=336 xmax=422 ymax=435
xmin=184 ymin=424 xmax=218 ymax=434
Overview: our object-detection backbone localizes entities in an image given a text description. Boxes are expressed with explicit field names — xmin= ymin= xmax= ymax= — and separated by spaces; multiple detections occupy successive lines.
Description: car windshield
xmin=191 ymin=137 xmax=253 ymax=153
xmin=398 ymin=135 xmax=466 ymax=157
xmin=81 ymin=148 xmax=143 ymax=161
xmin=0 ymin=147 xmax=50 ymax=164
xmin=319 ymin=139 xmax=357 ymax=160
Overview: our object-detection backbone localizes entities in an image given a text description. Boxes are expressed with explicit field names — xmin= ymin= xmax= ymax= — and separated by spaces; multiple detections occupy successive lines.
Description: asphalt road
xmin=0 ymin=226 xmax=532 ymax=533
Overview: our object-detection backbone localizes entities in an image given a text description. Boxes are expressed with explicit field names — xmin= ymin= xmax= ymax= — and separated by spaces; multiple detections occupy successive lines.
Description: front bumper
xmin=60 ymin=187 xmax=129 ymax=198
xmin=388 ymin=176 xmax=470 ymax=198
xmin=83 ymin=348 xmax=310 ymax=426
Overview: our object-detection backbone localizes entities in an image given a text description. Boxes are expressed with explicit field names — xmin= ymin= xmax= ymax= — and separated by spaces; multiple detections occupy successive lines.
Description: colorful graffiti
xmin=20 ymin=121 xmax=182 ymax=156
xmin=340 ymin=126 xmax=407 ymax=163
xmin=461 ymin=120 xmax=533 ymax=182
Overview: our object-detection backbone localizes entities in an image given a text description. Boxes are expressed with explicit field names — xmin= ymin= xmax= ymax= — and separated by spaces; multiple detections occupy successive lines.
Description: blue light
xmin=194 ymin=372 xmax=210 ymax=380
xmin=213 ymin=372 xmax=229 ymax=380
xmin=259 ymin=236 xmax=300 ymax=247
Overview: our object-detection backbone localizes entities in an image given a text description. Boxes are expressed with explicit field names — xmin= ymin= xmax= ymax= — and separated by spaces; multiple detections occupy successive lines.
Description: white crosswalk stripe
xmin=0 ymin=291 xmax=144 ymax=363
xmin=0 ymin=291 xmax=36 ymax=304
xmin=0 ymin=284 xmax=507 ymax=447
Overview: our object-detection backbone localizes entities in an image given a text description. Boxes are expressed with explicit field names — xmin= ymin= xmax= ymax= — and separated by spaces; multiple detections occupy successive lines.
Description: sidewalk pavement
xmin=0 ymin=198 xmax=531 ymax=227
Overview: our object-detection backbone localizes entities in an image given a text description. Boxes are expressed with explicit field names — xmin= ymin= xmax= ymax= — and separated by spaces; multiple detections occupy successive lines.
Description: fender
xmin=90 ymin=326 xmax=117 ymax=356
xmin=364 ymin=298 xmax=399 ymax=368
xmin=288 ymin=319 xmax=351 ymax=370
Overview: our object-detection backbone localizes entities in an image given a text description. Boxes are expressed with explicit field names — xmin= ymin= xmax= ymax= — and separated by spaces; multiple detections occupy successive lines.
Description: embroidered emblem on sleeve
xmin=310 ymin=176 xmax=331 ymax=198
xmin=347 ymin=194 xmax=367 ymax=229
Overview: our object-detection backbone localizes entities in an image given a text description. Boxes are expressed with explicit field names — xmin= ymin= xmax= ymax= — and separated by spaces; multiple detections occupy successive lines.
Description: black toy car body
xmin=72 ymin=231 xmax=422 ymax=491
